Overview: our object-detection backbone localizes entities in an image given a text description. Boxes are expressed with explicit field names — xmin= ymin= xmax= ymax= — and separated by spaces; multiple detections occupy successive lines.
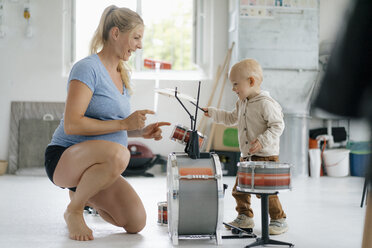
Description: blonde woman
xmin=44 ymin=6 xmax=170 ymax=241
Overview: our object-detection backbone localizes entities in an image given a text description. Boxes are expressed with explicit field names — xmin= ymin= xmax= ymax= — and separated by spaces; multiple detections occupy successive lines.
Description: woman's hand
xmin=202 ymin=108 xmax=210 ymax=117
xmin=141 ymin=122 xmax=171 ymax=140
xmin=121 ymin=110 xmax=155 ymax=131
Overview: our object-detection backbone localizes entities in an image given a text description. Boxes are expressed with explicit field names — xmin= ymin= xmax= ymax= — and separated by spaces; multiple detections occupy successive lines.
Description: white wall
xmin=319 ymin=0 xmax=352 ymax=44
xmin=0 ymin=0 xmax=67 ymax=160
xmin=0 ymin=0 xmax=228 ymax=160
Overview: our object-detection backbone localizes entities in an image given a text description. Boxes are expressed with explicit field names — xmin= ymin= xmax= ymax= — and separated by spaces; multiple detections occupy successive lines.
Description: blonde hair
xmin=230 ymin=58 xmax=263 ymax=84
xmin=90 ymin=5 xmax=144 ymax=92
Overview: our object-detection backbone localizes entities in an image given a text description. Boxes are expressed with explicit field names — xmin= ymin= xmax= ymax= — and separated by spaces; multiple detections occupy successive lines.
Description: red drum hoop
xmin=237 ymin=161 xmax=291 ymax=192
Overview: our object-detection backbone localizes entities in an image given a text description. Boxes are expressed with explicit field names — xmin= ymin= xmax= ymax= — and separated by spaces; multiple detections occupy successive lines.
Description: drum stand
xmin=174 ymin=81 xmax=210 ymax=160
xmin=237 ymin=190 xmax=294 ymax=248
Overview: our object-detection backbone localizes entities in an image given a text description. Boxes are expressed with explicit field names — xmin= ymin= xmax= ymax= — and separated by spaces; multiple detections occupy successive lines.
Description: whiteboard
xmin=236 ymin=8 xmax=319 ymax=70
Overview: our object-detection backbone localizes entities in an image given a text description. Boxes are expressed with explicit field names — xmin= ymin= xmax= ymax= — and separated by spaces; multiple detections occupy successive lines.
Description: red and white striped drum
xmin=170 ymin=124 xmax=188 ymax=144
xmin=170 ymin=125 xmax=206 ymax=148
xmin=237 ymin=161 xmax=292 ymax=193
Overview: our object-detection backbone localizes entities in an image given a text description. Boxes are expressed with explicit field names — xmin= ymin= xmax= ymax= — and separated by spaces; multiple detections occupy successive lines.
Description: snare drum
xmin=170 ymin=125 xmax=188 ymax=144
xmin=167 ymin=152 xmax=224 ymax=245
xmin=183 ymin=130 xmax=206 ymax=148
xmin=237 ymin=161 xmax=291 ymax=193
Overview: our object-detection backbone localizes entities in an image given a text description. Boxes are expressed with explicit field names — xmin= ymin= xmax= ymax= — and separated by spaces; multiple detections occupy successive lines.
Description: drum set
xmin=157 ymin=83 xmax=293 ymax=247
xmin=157 ymin=83 xmax=224 ymax=245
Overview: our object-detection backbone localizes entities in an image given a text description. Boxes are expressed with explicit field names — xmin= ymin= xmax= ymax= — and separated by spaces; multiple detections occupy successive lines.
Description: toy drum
xmin=157 ymin=201 xmax=168 ymax=225
xmin=237 ymin=161 xmax=292 ymax=193
xmin=170 ymin=124 xmax=188 ymax=144
xmin=183 ymin=130 xmax=206 ymax=148
xmin=167 ymin=152 xmax=224 ymax=245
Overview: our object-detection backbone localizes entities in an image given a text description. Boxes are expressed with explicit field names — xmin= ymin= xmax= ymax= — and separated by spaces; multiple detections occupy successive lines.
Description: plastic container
xmin=308 ymin=148 xmax=321 ymax=178
xmin=347 ymin=141 xmax=371 ymax=177
xmin=323 ymin=149 xmax=350 ymax=177
xmin=350 ymin=152 xmax=371 ymax=177
xmin=213 ymin=124 xmax=240 ymax=152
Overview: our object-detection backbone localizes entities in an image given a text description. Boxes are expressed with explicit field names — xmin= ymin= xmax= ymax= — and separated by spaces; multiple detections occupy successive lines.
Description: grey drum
xmin=167 ymin=152 xmax=224 ymax=245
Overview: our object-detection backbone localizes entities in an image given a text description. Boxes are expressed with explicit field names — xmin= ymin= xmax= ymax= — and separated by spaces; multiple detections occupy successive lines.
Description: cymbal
xmin=154 ymin=88 xmax=196 ymax=103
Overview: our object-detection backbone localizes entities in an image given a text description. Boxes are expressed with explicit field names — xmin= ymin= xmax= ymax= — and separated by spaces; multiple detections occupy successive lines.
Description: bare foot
xmin=64 ymin=209 xmax=94 ymax=241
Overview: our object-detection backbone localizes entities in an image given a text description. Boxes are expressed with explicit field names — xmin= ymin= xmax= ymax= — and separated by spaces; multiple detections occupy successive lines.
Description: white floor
xmin=0 ymin=167 xmax=366 ymax=248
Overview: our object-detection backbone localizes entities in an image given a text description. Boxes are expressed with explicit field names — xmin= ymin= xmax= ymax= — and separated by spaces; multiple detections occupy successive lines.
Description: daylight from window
xmin=75 ymin=0 xmax=195 ymax=71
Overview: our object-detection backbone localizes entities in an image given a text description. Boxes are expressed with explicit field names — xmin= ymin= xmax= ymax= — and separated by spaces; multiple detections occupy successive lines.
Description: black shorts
xmin=44 ymin=145 xmax=76 ymax=191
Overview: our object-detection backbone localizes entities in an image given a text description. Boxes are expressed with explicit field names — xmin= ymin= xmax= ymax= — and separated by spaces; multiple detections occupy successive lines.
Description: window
xmin=74 ymin=0 xmax=196 ymax=72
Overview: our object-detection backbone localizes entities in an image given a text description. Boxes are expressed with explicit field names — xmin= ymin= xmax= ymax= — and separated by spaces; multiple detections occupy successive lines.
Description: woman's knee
xmin=124 ymin=212 xmax=146 ymax=233
xmin=108 ymin=146 xmax=130 ymax=175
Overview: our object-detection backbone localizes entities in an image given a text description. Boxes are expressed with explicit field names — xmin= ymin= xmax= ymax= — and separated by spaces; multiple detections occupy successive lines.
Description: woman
xmin=44 ymin=5 xmax=170 ymax=241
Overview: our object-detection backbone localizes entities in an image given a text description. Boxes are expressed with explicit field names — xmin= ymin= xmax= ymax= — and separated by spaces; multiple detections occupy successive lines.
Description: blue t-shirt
xmin=49 ymin=54 xmax=131 ymax=148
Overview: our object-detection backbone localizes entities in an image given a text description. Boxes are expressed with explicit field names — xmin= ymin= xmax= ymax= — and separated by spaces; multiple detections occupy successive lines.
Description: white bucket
xmin=323 ymin=149 xmax=350 ymax=177
xmin=308 ymin=149 xmax=321 ymax=178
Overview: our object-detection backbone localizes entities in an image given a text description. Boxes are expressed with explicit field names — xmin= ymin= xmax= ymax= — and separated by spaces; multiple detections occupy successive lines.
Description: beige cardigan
xmin=208 ymin=91 xmax=284 ymax=157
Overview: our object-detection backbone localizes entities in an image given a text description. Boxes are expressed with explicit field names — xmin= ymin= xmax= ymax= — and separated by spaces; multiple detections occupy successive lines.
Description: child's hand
xmin=202 ymin=108 xmax=210 ymax=117
xmin=249 ymin=139 xmax=262 ymax=154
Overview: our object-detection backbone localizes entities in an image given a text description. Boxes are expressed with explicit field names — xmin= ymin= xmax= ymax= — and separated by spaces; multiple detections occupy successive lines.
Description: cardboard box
xmin=212 ymin=124 xmax=240 ymax=152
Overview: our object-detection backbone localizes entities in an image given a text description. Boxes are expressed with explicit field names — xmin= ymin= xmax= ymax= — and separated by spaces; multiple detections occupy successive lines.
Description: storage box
xmin=347 ymin=141 xmax=371 ymax=177
xmin=350 ymin=152 xmax=371 ymax=177
xmin=211 ymin=150 xmax=240 ymax=176
xmin=212 ymin=124 xmax=240 ymax=152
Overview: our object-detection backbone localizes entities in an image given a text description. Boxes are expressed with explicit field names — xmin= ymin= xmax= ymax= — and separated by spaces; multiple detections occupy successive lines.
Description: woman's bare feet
xmin=64 ymin=208 xmax=94 ymax=241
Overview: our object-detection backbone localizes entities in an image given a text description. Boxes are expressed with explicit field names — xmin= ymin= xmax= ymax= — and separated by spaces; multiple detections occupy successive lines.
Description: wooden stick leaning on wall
xmin=205 ymin=44 xmax=234 ymax=152
xmin=198 ymin=42 xmax=235 ymax=135
xmin=198 ymin=65 xmax=222 ymax=135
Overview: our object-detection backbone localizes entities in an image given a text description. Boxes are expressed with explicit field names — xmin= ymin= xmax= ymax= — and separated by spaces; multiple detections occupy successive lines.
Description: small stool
xmin=236 ymin=187 xmax=294 ymax=248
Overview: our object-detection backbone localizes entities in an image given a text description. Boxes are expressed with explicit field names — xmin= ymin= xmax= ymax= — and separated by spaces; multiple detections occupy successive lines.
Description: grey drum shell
xmin=167 ymin=152 xmax=223 ymax=245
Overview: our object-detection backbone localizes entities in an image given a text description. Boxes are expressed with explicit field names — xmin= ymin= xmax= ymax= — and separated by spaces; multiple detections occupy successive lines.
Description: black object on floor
xmin=244 ymin=192 xmax=294 ymax=248
xmin=222 ymin=222 xmax=256 ymax=239
xmin=122 ymin=141 xmax=166 ymax=177
xmin=361 ymin=178 xmax=369 ymax=208
xmin=211 ymin=150 xmax=241 ymax=176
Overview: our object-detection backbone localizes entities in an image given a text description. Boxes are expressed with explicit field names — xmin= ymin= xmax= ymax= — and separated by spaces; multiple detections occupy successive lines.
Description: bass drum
xmin=167 ymin=152 xmax=224 ymax=245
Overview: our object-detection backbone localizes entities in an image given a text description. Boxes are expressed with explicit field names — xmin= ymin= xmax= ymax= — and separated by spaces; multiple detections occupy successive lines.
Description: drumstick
xmin=189 ymin=101 xmax=206 ymax=113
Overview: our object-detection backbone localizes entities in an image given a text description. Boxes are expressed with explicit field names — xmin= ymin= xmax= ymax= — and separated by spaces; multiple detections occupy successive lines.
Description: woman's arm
xmin=128 ymin=122 xmax=171 ymax=139
xmin=64 ymin=80 xmax=153 ymax=136
xmin=128 ymin=129 xmax=143 ymax=137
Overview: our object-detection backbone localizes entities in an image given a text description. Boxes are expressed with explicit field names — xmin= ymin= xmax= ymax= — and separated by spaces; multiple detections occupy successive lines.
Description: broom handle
xmin=198 ymin=42 xmax=235 ymax=134
xmin=205 ymin=48 xmax=233 ymax=152
xmin=198 ymin=65 xmax=222 ymax=134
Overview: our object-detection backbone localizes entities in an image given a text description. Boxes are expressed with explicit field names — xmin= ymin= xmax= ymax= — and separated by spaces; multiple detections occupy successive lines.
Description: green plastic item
xmin=347 ymin=141 xmax=371 ymax=154
xmin=350 ymin=150 xmax=371 ymax=155
xmin=222 ymin=128 xmax=239 ymax=147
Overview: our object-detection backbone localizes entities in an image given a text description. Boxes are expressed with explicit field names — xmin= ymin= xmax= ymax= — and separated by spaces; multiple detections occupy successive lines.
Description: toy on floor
xmin=222 ymin=222 xmax=256 ymax=239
